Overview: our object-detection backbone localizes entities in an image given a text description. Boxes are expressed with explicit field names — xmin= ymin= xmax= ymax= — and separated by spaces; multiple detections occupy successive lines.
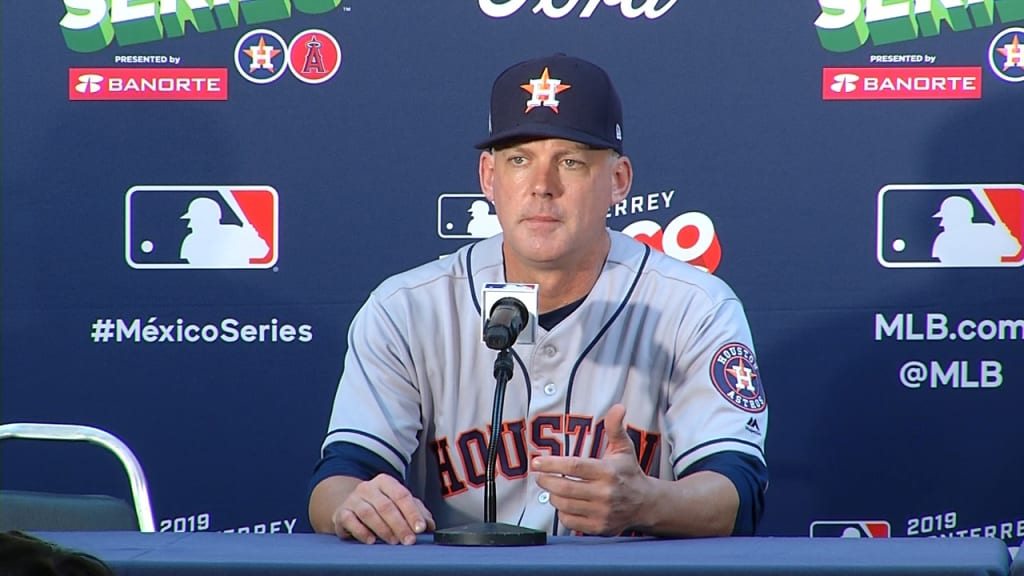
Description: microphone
xmin=483 ymin=298 xmax=528 ymax=350
xmin=434 ymin=282 xmax=546 ymax=547
xmin=479 ymin=282 xmax=538 ymax=347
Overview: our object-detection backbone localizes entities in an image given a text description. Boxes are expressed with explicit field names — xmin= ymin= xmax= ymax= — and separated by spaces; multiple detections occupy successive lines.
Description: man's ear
xmin=610 ymin=154 xmax=633 ymax=204
xmin=479 ymin=151 xmax=495 ymax=202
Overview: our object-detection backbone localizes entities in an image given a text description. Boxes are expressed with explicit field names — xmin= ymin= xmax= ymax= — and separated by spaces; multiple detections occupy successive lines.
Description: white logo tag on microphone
xmin=481 ymin=283 xmax=538 ymax=345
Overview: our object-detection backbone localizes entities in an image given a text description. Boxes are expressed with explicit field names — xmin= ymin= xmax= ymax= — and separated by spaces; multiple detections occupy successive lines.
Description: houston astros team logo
xmin=989 ymin=28 xmax=1024 ymax=83
xmin=710 ymin=343 xmax=765 ymax=413
xmin=235 ymin=29 xmax=288 ymax=84
xmin=521 ymin=67 xmax=571 ymax=113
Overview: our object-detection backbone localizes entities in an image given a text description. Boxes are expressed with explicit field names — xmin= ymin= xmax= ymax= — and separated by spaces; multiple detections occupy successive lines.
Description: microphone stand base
xmin=433 ymin=522 xmax=547 ymax=546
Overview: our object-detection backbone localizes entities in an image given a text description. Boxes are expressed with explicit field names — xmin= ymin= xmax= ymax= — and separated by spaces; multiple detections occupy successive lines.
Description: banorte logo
xmin=59 ymin=0 xmax=347 ymax=53
xmin=815 ymin=0 xmax=1024 ymax=52
xmin=479 ymin=0 xmax=678 ymax=19
xmin=75 ymin=73 xmax=104 ymax=94
xmin=829 ymin=72 xmax=858 ymax=93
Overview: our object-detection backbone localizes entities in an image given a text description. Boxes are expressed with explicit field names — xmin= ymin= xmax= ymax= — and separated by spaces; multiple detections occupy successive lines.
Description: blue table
xmin=35 ymin=531 xmax=1010 ymax=576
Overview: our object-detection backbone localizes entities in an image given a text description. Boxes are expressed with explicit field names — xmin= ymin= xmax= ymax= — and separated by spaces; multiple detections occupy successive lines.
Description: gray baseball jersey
xmin=322 ymin=230 xmax=766 ymax=535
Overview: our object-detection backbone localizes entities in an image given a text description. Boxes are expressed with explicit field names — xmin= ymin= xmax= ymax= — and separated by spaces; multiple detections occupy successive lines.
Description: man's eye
xmin=510 ymin=156 xmax=526 ymax=165
xmin=563 ymin=159 xmax=581 ymax=168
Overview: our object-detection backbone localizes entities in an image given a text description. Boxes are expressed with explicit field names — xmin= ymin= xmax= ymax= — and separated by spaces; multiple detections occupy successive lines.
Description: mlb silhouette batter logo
xmin=809 ymin=521 xmax=891 ymax=538
xmin=877 ymin=184 xmax=1024 ymax=268
xmin=125 ymin=186 xmax=278 ymax=269
xmin=436 ymin=193 xmax=502 ymax=239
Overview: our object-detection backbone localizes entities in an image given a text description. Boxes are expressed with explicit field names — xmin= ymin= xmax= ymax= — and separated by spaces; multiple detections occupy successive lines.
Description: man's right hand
xmin=330 ymin=474 xmax=436 ymax=545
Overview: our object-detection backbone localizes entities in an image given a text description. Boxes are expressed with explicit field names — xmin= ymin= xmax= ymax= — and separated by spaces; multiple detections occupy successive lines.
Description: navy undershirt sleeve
xmin=679 ymin=451 xmax=768 ymax=536
xmin=308 ymin=441 xmax=402 ymax=499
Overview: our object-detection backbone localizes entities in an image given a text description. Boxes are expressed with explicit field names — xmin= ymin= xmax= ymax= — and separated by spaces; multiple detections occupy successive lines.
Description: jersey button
xmin=538 ymin=492 xmax=550 ymax=504
xmin=542 ymin=345 xmax=556 ymax=357
xmin=543 ymin=382 xmax=557 ymax=395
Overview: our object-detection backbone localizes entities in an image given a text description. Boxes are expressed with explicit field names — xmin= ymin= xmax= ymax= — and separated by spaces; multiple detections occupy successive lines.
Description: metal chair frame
xmin=0 ymin=422 xmax=156 ymax=532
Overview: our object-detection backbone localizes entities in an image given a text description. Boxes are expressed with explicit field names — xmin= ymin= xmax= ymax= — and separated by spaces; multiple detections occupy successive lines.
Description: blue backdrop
xmin=3 ymin=0 xmax=1023 ymax=546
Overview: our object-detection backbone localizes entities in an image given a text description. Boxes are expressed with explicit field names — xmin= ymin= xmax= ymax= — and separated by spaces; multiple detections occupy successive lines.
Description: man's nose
xmin=529 ymin=159 xmax=562 ymax=197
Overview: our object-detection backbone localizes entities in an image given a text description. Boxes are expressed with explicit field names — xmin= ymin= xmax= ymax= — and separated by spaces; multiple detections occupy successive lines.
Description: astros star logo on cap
xmin=520 ymin=67 xmax=571 ymax=113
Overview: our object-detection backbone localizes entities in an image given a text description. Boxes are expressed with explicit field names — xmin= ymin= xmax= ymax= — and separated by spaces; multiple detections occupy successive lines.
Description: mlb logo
xmin=437 ymin=194 xmax=502 ymax=239
xmin=809 ymin=521 xmax=891 ymax=538
xmin=876 ymin=184 xmax=1024 ymax=268
xmin=125 ymin=186 xmax=278 ymax=269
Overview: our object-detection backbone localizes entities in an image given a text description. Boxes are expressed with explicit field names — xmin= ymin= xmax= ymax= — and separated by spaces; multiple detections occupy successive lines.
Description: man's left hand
xmin=531 ymin=403 xmax=648 ymax=535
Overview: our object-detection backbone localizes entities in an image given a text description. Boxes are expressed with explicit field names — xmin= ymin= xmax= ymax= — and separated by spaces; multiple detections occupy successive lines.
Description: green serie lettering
xmin=997 ymin=0 xmax=1024 ymax=21
xmin=238 ymin=0 xmax=291 ymax=25
xmin=161 ymin=0 xmax=219 ymax=39
xmin=816 ymin=0 xmax=1024 ymax=52
xmin=211 ymin=0 xmax=242 ymax=29
xmin=111 ymin=0 xmax=163 ymax=47
xmin=59 ymin=0 xmax=343 ymax=53
xmin=815 ymin=0 xmax=869 ymax=52
xmin=915 ymin=0 xmax=974 ymax=38
xmin=60 ymin=0 xmax=115 ymax=52
xmin=968 ymin=0 xmax=995 ymax=26
xmin=865 ymin=0 xmax=918 ymax=47
xmin=293 ymin=0 xmax=342 ymax=14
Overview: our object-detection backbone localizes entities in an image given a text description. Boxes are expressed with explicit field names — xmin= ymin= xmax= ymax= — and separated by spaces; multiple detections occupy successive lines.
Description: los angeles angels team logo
xmin=710 ymin=343 xmax=765 ymax=413
xmin=235 ymin=29 xmax=342 ymax=85
xmin=521 ymin=67 xmax=571 ymax=113
xmin=288 ymin=29 xmax=342 ymax=84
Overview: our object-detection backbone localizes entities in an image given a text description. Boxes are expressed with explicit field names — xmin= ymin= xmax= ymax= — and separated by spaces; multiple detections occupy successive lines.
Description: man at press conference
xmin=308 ymin=53 xmax=768 ymax=545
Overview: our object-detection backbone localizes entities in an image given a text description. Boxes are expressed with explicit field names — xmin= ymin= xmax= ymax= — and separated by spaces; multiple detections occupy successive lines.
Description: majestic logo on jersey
xmin=876 ymin=184 xmax=1024 ymax=268
xmin=521 ymin=67 xmax=571 ymax=113
xmin=744 ymin=417 xmax=761 ymax=436
xmin=810 ymin=520 xmax=891 ymax=538
xmin=125 ymin=186 xmax=278 ymax=269
xmin=990 ymin=28 xmax=1024 ymax=83
xmin=710 ymin=343 xmax=765 ymax=413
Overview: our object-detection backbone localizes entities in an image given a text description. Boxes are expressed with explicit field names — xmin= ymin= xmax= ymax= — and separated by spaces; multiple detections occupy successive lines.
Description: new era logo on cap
xmin=477 ymin=54 xmax=624 ymax=154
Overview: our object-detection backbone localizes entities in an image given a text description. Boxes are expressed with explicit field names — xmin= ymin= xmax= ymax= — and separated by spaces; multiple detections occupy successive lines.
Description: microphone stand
xmin=434 ymin=348 xmax=547 ymax=546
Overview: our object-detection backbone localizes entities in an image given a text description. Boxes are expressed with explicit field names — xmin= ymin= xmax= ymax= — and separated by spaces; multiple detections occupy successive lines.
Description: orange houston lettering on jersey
xmin=431 ymin=414 xmax=661 ymax=499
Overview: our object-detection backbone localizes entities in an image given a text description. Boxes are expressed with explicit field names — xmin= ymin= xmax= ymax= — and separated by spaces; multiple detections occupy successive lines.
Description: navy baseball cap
xmin=476 ymin=54 xmax=623 ymax=154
